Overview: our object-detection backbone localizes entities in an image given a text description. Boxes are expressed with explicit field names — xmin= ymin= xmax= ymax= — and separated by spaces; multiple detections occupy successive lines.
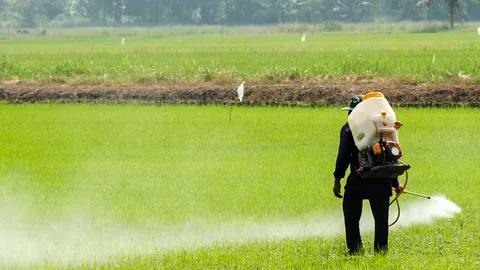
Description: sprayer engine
xmin=356 ymin=136 xmax=411 ymax=178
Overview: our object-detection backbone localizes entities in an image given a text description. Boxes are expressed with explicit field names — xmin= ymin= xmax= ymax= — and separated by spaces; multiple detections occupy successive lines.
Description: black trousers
xmin=342 ymin=191 xmax=390 ymax=253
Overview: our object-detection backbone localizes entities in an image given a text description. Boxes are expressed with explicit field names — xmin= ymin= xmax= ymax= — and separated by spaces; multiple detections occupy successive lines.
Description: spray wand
xmin=388 ymin=170 xmax=433 ymax=227
xmin=396 ymin=189 xmax=431 ymax=199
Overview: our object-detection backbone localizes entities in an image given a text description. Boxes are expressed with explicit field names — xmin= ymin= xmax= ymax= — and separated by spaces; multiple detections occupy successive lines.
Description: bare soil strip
xmin=1 ymin=82 xmax=479 ymax=106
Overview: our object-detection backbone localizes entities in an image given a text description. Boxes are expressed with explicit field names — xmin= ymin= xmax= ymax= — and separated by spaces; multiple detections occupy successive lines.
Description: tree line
xmin=1 ymin=0 xmax=480 ymax=29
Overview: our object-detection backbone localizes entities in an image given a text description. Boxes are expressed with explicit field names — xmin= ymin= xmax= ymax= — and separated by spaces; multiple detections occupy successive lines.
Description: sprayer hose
xmin=388 ymin=169 xmax=408 ymax=227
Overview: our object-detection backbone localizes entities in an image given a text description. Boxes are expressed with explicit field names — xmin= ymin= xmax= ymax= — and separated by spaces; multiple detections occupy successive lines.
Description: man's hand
xmin=394 ymin=185 xmax=404 ymax=195
xmin=333 ymin=179 xmax=343 ymax=198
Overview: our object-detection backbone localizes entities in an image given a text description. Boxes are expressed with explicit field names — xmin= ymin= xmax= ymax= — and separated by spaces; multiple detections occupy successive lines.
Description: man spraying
xmin=333 ymin=93 xmax=406 ymax=255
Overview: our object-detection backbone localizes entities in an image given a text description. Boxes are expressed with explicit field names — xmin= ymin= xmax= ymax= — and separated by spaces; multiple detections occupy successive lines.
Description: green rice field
xmin=1 ymin=27 xmax=480 ymax=84
xmin=0 ymin=104 xmax=478 ymax=269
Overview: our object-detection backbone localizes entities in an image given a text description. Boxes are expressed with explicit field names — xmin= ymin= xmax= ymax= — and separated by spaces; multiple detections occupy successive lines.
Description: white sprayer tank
xmin=348 ymin=92 xmax=399 ymax=151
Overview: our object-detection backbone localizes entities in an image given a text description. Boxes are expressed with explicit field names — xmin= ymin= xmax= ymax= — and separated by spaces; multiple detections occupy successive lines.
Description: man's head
xmin=342 ymin=95 xmax=364 ymax=114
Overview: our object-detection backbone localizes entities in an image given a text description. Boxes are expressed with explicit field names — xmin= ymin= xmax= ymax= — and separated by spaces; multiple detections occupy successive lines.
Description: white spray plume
xmin=0 ymin=193 xmax=460 ymax=267
xmin=432 ymin=53 xmax=435 ymax=64
xmin=121 ymin=37 xmax=125 ymax=45
xmin=390 ymin=195 xmax=461 ymax=228
xmin=0 ymin=213 xmax=343 ymax=267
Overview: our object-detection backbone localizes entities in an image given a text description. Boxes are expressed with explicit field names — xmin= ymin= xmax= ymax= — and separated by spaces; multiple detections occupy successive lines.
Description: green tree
xmin=416 ymin=0 xmax=463 ymax=28
xmin=332 ymin=0 xmax=374 ymax=22
xmin=70 ymin=0 xmax=102 ymax=22
xmin=39 ymin=0 xmax=66 ymax=19
xmin=112 ymin=0 xmax=125 ymax=25
xmin=274 ymin=0 xmax=308 ymax=23
xmin=5 ymin=0 xmax=37 ymax=27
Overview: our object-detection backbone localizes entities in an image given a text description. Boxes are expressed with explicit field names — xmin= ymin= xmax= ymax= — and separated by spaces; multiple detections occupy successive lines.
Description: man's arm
xmin=391 ymin=177 xmax=403 ymax=195
xmin=391 ymin=178 xmax=400 ymax=189
xmin=333 ymin=125 xmax=353 ymax=180
xmin=333 ymin=125 xmax=354 ymax=198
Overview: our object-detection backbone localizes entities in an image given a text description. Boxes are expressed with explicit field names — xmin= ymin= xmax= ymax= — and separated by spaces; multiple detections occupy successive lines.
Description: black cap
xmin=341 ymin=95 xmax=364 ymax=111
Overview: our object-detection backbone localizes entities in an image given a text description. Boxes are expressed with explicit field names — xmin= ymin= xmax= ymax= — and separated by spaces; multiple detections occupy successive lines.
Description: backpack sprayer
xmin=347 ymin=92 xmax=432 ymax=226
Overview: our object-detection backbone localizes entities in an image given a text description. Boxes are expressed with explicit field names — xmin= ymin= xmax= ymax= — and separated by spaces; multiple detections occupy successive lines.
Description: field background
xmin=1 ymin=23 xmax=480 ymax=86
xmin=0 ymin=104 xmax=478 ymax=269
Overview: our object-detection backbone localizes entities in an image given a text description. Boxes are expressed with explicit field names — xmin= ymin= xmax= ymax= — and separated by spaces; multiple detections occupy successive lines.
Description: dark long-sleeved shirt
xmin=334 ymin=123 xmax=400 ymax=197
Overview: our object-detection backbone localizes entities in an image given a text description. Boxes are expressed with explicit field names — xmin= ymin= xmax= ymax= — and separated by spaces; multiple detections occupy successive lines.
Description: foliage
xmin=332 ymin=0 xmax=375 ymax=22
xmin=417 ymin=0 xmax=461 ymax=28
xmin=0 ymin=0 xmax=480 ymax=27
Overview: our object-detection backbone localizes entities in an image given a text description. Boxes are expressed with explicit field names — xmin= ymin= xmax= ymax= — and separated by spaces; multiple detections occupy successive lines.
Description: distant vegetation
xmin=1 ymin=0 xmax=480 ymax=29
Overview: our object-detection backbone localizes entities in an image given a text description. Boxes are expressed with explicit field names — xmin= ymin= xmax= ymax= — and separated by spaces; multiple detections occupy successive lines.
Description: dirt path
xmin=1 ymin=82 xmax=479 ymax=106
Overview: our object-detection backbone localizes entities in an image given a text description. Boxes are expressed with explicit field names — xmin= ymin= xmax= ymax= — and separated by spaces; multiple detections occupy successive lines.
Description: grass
xmin=1 ymin=25 xmax=480 ymax=85
xmin=0 ymin=21 xmax=457 ymax=37
xmin=0 ymin=104 xmax=479 ymax=268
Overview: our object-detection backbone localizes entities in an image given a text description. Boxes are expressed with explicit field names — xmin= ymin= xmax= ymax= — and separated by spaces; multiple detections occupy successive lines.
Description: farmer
xmin=333 ymin=94 xmax=402 ymax=255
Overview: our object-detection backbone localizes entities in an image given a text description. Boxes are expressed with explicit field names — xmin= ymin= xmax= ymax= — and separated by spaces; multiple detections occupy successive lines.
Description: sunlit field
xmin=0 ymin=104 xmax=477 ymax=268
xmin=1 ymin=25 xmax=480 ymax=85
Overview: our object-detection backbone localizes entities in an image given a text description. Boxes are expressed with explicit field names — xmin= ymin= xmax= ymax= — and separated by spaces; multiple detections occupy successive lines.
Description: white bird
xmin=477 ymin=27 xmax=480 ymax=35
xmin=237 ymin=81 xmax=245 ymax=102
xmin=121 ymin=37 xmax=125 ymax=45
xmin=301 ymin=33 xmax=306 ymax=43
